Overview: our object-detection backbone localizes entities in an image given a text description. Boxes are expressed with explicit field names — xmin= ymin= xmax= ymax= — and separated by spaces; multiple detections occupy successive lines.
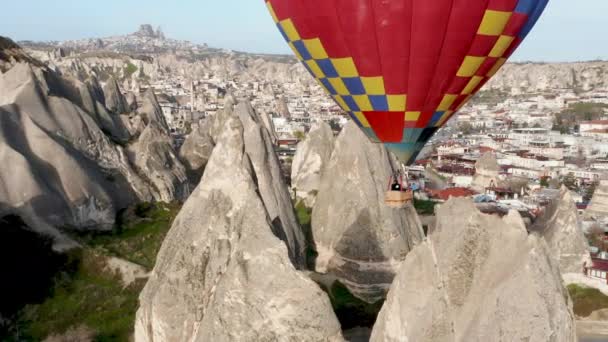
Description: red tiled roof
xmin=429 ymin=187 xmax=476 ymax=201
xmin=590 ymin=258 xmax=608 ymax=272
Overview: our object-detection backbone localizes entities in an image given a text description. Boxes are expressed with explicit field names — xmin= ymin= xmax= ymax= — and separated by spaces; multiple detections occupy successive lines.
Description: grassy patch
xmin=74 ymin=202 xmax=181 ymax=270
xmin=414 ymin=198 xmax=437 ymax=216
xmin=294 ymin=201 xmax=317 ymax=268
xmin=567 ymin=284 xmax=608 ymax=317
xmin=17 ymin=249 xmax=144 ymax=342
xmin=124 ymin=63 xmax=138 ymax=78
xmin=326 ymin=281 xmax=384 ymax=329
xmin=3 ymin=202 xmax=181 ymax=341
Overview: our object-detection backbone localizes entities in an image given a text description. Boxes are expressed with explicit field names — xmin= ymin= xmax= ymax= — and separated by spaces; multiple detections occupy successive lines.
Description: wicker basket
xmin=384 ymin=190 xmax=413 ymax=208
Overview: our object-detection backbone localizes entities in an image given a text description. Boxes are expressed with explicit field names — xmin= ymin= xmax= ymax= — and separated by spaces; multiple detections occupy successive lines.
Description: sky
xmin=0 ymin=0 xmax=606 ymax=62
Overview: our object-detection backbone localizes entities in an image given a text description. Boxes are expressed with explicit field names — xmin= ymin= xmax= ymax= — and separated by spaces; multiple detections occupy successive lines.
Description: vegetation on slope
xmin=74 ymin=202 xmax=181 ymax=270
xmin=567 ymin=284 xmax=608 ymax=317
xmin=414 ymin=198 xmax=437 ymax=216
xmin=124 ymin=62 xmax=138 ymax=78
xmin=1 ymin=202 xmax=180 ymax=342
xmin=325 ymin=281 xmax=384 ymax=329
xmin=294 ymin=200 xmax=317 ymax=269
xmin=553 ymin=102 xmax=608 ymax=133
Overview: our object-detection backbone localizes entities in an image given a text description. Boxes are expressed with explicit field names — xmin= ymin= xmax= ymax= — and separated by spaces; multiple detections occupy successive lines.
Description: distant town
xmin=21 ymin=25 xmax=608 ymax=282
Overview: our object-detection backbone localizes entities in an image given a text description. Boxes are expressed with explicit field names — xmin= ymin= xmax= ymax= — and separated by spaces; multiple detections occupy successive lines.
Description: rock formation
xmin=536 ymin=186 xmax=590 ymax=274
xmin=135 ymin=106 xmax=342 ymax=342
xmin=471 ymin=152 xmax=502 ymax=193
xmin=487 ymin=61 xmax=608 ymax=94
xmin=259 ymin=110 xmax=278 ymax=143
xmin=586 ymin=179 xmax=608 ymax=219
xmin=235 ymin=101 xmax=306 ymax=267
xmin=370 ymin=198 xmax=577 ymax=342
xmin=76 ymin=78 xmax=130 ymax=141
xmin=312 ymin=121 xmax=425 ymax=303
xmin=0 ymin=41 xmax=186 ymax=233
xmin=0 ymin=63 xmax=137 ymax=230
xmin=291 ymin=121 xmax=334 ymax=207
xmin=103 ymin=77 xmax=128 ymax=114
xmin=127 ymin=121 xmax=189 ymax=202
xmin=179 ymin=119 xmax=215 ymax=187
xmin=138 ymin=88 xmax=169 ymax=131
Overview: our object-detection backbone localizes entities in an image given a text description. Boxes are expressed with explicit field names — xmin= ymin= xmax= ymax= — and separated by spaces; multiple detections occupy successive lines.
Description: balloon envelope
xmin=265 ymin=0 xmax=548 ymax=164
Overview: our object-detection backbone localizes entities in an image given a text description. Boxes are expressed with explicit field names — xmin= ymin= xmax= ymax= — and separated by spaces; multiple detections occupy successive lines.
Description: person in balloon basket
xmin=391 ymin=173 xmax=406 ymax=192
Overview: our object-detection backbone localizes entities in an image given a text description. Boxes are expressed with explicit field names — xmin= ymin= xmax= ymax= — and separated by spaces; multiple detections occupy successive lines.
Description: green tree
xmin=458 ymin=122 xmax=474 ymax=135
xmin=585 ymin=181 xmax=599 ymax=202
xmin=540 ymin=176 xmax=550 ymax=188
xmin=562 ymin=173 xmax=578 ymax=191
xmin=293 ymin=131 xmax=306 ymax=140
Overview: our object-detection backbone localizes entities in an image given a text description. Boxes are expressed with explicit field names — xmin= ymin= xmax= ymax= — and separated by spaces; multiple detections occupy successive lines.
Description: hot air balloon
xmin=265 ymin=0 xmax=548 ymax=165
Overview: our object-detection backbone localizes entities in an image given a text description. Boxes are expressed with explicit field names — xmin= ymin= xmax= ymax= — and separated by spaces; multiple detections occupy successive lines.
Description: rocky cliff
xmin=536 ymin=186 xmax=590 ymax=274
xmin=127 ymin=121 xmax=188 ymax=202
xmin=312 ymin=122 xmax=424 ymax=303
xmin=135 ymin=102 xmax=341 ymax=342
xmin=0 ymin=39 xmax=187 ymax=232
xmin=471 ymin=152 xmax=501 ymax=193
xmin=370 ymin=199 xmax=577 ymax=342
xmin=179 ymin=118 xmax=215 ymax=187
xmin=291 ymin=121 xmax=334 ymax=207
xmin=103 ymin=77 xmax=128 ymax=114
xmin=487 ymin=61 xmax=608 ymax=94
xmin=138 ymin=89 xmax=169 ymax=131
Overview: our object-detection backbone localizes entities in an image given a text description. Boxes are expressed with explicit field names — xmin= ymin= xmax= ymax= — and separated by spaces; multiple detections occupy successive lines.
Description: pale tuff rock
xmin=127 ymin=121 xmax=189 ymax=202
xmin=102 ymin=77 xmax=128 ymax=114
xmin=138 ymin=89 xmax=169 ymax=131
xmin=370 ymin=198 xmax=577 ymax=342
xmin=0 ymin=45 xmax=186 ymax=230
xmin=236 ymin=101 xmax=306 ymax=267
xmin=179 ymin=119 xmax=214 ymax=186
xmin=312 ymin=121 xmax=425 ymax=303
xmin=0 ymin=105 xmax=119 ymax=229
xmin=0 ymin=63 xmax=140 ymax=229
xmin=291 ymin=121 xmax=334 ymax=207
xmin=471 ymin=152 xmax=502 ymax=193
xmin=135 ymin=113 xmax=342 ymax=342
xmin=104 ymin=256 xmax=148 ymax=287
xmin=536 ymin=186 xmax=590 ymax=274
xmin=586 ymin=179 xmax=608 ymax=219
xmin=124 ymin=91 xmax=138 ymax=112
xmin=75 ymin=77 xmax=131 ymax=141
xmin=487 ymin=61 xmax=608 ymax=94
xmin=259 ymin=109 xmax=278 ymax=143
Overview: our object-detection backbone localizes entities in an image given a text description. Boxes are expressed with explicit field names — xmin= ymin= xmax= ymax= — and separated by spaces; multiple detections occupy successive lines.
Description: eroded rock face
xmin=138 ymin=89 xmax=169 ymax=131
xmin=103 ymin=77 xmax=128 ymax=114
xmin=370 ymin=199 xmax=577 ymax=342
xmin=291 ymin=121 xmax=334 ymax=207
xmin=537 ymin=186 xmax=590 ymax=274
xmin=0 ymin=63 xmax=140 ymax=230
xmin=135 ymin=113 xmax=342 ymax=342
xmin=312 ymin=122 xmax=424 ymax=303
xmin=471 ymin=152 xmax=501 ymax=193
xmin=179 ymin=119 xmax=214 ymax=187
xmin=0 ymin=44 xmax=187 ymax=232
xmin=127 ymin=121 xmax=189 ymax=202
xmin=586 ymin=179 xmax=608 ymax=219
xmin=236 ymin=101 xmax=306 ymax=267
